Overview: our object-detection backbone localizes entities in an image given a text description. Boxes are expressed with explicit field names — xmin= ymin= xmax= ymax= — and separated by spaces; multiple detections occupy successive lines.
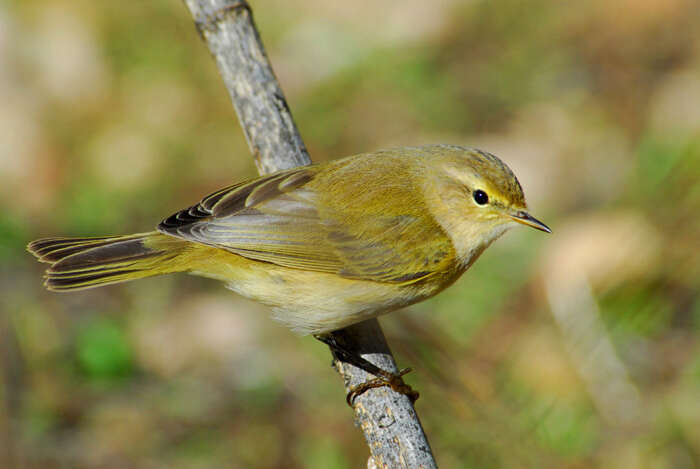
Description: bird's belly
xmin=190 ymin=249 xmax=458 ymax=335
xmin=230 ymin=269 xmax=425 ymax=335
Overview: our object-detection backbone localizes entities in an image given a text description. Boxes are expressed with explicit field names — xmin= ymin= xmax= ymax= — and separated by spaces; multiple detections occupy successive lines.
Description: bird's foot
xmin=346 ymin=367 xmax=419 ymax=406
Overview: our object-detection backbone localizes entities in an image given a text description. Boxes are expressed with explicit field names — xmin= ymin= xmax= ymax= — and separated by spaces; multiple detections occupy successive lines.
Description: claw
xmin=346 ymin=368 xmax=419 ymax=406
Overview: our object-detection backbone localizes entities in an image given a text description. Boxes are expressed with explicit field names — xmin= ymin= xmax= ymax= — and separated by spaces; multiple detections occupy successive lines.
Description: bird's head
xmin=421 ymin=145 xmax=550 ymax=264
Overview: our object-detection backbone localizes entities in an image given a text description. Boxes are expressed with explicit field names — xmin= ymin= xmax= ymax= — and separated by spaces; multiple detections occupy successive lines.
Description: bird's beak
xmin=509 ymin=211 xmax=551 ymax=233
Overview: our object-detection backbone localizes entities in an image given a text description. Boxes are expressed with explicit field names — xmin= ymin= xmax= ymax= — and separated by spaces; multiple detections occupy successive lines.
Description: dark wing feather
xmin=158 ymin=163 xmax=454 ymax=284
xmin=158 ymin=166 xmax=342 ymax=273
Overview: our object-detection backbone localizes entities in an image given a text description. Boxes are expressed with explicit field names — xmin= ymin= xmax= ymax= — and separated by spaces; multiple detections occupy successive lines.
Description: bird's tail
xmin=27 ymin=232 xmax=191 ymax=291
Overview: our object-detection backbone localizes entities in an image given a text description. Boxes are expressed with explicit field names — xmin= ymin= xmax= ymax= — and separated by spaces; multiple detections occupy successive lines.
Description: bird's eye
xmin=473 ymin=189 xmax=489 ymax=205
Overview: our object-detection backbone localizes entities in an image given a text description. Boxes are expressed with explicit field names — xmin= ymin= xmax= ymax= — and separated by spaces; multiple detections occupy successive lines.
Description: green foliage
xmin=636 ymin=136 xmax=697 ymax=193
xmin=59 ymin=185 xmax=130 ymax=234
xmin=298 ymin=436 xmax=349 ymax=469
xmin=531 ymin=403 xmax=598 ymax=457
xmin=428 ymin=238 xmax=539 ymax=345
xmin=0 ymin=214 xmax=28 ymax=262
xmin=75 ymin=318 xmax=133 ymax=381
xmin=600 ymin=283 xmax=674 ymax=339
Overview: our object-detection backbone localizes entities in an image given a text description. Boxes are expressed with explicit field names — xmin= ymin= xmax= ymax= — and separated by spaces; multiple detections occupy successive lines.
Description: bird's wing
xmin=158 ymin=164 xmax=455 ymax=284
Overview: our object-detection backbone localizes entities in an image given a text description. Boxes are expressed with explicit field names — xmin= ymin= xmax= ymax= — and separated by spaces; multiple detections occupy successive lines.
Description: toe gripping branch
xmin=315 ymin=333 xmax=420 ymax=406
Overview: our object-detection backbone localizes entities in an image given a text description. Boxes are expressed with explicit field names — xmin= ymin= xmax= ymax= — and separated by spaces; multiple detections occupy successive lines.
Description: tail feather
xmin=27 ymin=232 xmax=187 ymax=291
xmin=29 ymin=236 xmax=129 ymax=263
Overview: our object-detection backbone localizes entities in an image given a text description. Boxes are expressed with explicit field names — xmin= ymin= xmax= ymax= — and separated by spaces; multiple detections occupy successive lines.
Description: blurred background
xmin=1 ymin=0 xmax=699 ymax=467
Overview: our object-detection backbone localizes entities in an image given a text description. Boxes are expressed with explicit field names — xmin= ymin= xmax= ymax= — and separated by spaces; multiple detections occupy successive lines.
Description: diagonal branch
xmin=181 ymin=1 xmax=437 ymax=467
xmin=185 ymin=0 xmax=310 ymax=173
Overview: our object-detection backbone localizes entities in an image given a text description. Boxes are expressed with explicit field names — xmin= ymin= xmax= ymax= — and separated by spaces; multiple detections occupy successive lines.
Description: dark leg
xmin=315 ymin=333 xmax=419 ymax=406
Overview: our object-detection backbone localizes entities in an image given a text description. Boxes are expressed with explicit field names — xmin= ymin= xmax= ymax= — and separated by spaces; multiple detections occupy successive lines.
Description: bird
xmin=28 ymin=144 xmax=550 ymax=337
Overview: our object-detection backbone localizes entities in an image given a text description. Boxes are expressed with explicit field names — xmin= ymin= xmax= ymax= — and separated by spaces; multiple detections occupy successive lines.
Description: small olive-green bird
xmin=28 ymin=145 xmax=549 ymax=335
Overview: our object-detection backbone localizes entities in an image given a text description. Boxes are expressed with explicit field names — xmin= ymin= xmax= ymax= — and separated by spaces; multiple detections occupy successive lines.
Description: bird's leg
xmin=315 ymin=333 xmax=419 ymax=406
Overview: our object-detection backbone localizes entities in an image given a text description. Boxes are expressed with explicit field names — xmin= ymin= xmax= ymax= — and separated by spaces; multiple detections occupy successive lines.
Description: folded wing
xmin=158 ymin=164 xmax=454 ymax=284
